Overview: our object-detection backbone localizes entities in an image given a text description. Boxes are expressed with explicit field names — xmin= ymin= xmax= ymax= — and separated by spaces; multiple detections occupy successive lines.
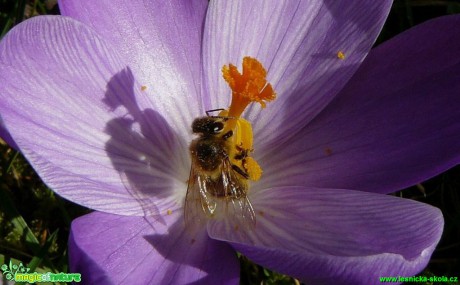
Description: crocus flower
xmin=1 ymin=0 xmax=459 ymax=284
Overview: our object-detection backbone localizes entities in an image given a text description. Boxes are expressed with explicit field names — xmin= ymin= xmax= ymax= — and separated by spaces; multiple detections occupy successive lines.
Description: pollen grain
xmin=337 ymin=51 xmax=345 ymax=60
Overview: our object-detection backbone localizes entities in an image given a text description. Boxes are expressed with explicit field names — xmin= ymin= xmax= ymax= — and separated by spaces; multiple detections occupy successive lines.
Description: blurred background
xmin=1 ymin=0 xmax=459 ymax=284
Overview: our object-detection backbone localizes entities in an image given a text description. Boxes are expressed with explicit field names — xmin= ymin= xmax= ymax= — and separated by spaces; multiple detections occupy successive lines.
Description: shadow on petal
xmin=69 ymin=211 xmax=239 ymax=284
xmin=103 ymin=68 xmax=188 ymax=217
xmin=143 ymin=214 xmax=239 ymax=285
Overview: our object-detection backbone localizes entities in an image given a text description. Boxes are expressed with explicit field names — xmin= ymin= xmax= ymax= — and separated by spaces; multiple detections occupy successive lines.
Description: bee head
xmin=192 ymin=117 xmax=226 ymax=135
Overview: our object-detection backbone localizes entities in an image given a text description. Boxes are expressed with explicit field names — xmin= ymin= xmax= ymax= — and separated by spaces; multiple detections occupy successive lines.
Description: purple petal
xmin=259 ymin=15 xmax=460 ymax=194
xmin=70 ymin=211 xmax=239 ymax=284
xmin=203 ymin=0 xmax=392 ymax=149
xmin=59 ymin=0 xmax=208 ymax=133
xmin=208 ymin=187 xmax=443 ymax=285
xmin=0 ymin=17 xmax=189 ymax=215
xmin=0 ymin=115 xmax=17 ymax=149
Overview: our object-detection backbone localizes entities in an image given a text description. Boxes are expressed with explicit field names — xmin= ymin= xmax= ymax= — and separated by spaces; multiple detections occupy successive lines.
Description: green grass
xmin=0 ymin=1 xmax=459 ymax=284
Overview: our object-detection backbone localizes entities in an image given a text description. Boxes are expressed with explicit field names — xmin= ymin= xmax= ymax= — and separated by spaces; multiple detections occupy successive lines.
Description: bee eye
xmin=212 ymin=122 xmax=224 ymax=134
xmin=192 ymin=117 xmax=225 ymax=135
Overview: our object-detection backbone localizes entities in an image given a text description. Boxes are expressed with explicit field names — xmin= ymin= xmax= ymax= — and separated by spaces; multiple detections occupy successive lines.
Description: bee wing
xmin=184 ymin=158 xmax=256 ymax=231
xmin=184 ymin=162 xmax=216 ymax=230
xmin=221 ymin=158 xmax=256 ymax=229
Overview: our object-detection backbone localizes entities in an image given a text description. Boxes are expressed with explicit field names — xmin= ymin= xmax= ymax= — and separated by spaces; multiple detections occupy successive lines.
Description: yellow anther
xmin=233 ymin=117 xmax=253 ymax=151
xmin=167 ymin=209 xmax=172 ymax=215
xmin=244 ymin=157 xmax=262 ymax=181
xmin=141 ymin=85 xmax=147 ymax=91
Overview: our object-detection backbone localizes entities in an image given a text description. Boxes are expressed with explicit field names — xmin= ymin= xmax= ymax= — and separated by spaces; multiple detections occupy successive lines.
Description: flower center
xmin=220 ymin=56 xmax=276 ymax=181
xmin=185 ymin=57 xmax=275 ymax=229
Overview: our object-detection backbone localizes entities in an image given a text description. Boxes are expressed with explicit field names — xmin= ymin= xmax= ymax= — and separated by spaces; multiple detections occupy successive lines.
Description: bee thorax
xmin=191 ymin=138 xmax=226 ymax=171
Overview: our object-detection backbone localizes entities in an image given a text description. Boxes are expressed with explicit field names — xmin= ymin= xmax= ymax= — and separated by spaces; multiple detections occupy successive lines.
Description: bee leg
xmin=234 ymin=145 xmax=249 ymax=160
xmin=236 ymin=144 xmax=252 ymax=153
xmin=231 ymin=164 xmax=250 ymax=179
xmin=234 ymin=150 xmax=248 ymax=160
xmin=222 ymin=130 xmax=233 ymax=140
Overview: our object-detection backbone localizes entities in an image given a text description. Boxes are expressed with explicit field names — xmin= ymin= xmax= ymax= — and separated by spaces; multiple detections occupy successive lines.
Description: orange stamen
xmin=220 ymin=57 xmax=276 ymax=182
xmin=222 ymin=57 xmax=276 ymax=119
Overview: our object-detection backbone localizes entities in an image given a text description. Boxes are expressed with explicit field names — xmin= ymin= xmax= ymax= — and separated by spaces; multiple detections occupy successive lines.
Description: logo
xmin=1 ymin=261 xmax=81 ymax=283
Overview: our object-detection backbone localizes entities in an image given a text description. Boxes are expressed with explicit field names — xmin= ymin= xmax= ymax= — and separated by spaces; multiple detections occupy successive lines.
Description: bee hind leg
xmin=231 ymin=164 xmax=249 ymax=179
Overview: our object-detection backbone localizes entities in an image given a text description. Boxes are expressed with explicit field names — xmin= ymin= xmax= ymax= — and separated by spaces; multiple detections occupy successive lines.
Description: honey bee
xmin=185 ymin=110 xmax=256 ymax=230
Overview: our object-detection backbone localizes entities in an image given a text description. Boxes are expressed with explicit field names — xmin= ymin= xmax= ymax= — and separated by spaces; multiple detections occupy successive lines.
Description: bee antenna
xmin=205 ymin=108 xmax=237 ymax=120
xmin=206 ymin=108 xmax=226 ymax=116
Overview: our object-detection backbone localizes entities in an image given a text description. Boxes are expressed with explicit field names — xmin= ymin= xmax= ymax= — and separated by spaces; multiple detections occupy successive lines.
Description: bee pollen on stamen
xmin=244 ymin=157 xmax=262 ymax=181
